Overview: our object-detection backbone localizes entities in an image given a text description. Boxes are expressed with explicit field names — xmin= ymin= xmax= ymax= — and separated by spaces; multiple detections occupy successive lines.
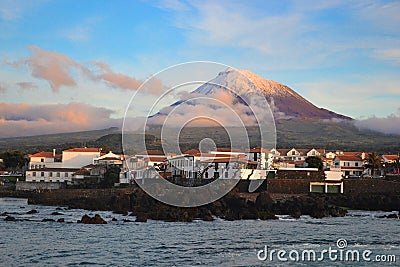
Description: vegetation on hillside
xmin=0 ymin=121 xmax=400 ymax=155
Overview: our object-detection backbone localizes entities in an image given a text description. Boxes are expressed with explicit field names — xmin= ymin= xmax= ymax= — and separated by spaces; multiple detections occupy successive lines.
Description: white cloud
xmin=373 ymin=49 xmax=400 ymax=65
xmin=354 ymin=108 xmax=400 ymax=135
xmin=5 ymin=46 xmax=162 ymax=93
xmin=0 ymin=102 xmax=121 ymax=138
xmin=0 ymin=0 xmax=46 ymax=21
xmin=61 ymin=17 xmax=101 ymax=42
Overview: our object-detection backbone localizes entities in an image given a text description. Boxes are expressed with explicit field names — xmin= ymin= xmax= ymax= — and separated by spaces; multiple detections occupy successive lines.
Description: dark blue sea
xmin=0 ymin=197 xmax=398 ymax=266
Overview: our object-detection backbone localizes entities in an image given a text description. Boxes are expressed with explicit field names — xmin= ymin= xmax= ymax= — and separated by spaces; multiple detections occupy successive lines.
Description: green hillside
xmin=0 ymin=121 xmax=399 ymax=154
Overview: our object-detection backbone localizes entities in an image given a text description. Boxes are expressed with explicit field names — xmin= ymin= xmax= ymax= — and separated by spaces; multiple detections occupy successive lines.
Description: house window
xmin=49 ymin=172 xmax=53 ymax=177
xmin=225 ymin=172 xmax=228 ymax=178
xmin=57 ymin=172 xmax=60 ymax=177
xmin=32 ymin=172 xmax=36 ymax=177
xmin=254 ymin=153 xmax=258 ymax=161
xmin=41 ymin=158 xmax=44 ymax=162
xmin=41 ymin=172 xmax=44 ymax=177
xmin=65 ymin=173 xmax=68 ymax=177
xmin=355 ymin=162 xmax=359 ymax=167
xmin=292 ymin=151 xmax=296 ymax=155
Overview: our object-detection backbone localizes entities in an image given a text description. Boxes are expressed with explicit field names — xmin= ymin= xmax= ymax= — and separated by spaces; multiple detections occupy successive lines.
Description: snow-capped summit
xmin=194 ymin=68 xmax=352 ymax=121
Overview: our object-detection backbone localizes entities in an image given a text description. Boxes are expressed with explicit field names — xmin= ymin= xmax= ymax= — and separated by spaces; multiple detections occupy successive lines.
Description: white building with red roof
xmin=26 ymin=147 xmax=102 ymax=183
xmin=333 ymin=154 xmax=365 ymax=177
xmin=29 ymin=149 xmax=62 ymax=169
xmin=382 ymin=154 xmax=399 ymax=164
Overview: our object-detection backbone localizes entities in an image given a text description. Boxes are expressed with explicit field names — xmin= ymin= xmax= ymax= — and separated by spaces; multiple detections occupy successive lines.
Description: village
xmin=1 ymin=146 xmax=399 ymax=195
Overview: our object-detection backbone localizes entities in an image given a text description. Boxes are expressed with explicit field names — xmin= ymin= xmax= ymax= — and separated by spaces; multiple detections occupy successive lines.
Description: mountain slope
xmin=194 ymin=69 xmax=352 ymax=121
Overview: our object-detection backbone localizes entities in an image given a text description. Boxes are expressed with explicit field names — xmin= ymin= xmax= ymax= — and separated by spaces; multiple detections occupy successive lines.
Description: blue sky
xmin=0 ymin=0 xmax=400 ymax=137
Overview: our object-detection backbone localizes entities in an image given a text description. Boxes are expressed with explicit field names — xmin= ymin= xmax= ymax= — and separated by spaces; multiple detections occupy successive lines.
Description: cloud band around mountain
xmin=0 ymin=102 xmax=121 ymax=138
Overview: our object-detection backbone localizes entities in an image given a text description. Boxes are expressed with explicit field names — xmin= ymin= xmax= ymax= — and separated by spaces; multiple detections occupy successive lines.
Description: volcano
xmin=193 ymin=68 xmax=352 ymax=122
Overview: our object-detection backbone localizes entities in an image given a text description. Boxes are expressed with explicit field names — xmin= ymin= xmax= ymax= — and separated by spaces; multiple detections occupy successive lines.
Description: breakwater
xmin=2 ymin=177 xmax=399 ymax=222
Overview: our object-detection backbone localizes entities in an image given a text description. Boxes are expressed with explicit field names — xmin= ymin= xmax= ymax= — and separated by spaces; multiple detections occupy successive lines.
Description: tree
xmin=305 ymin=156 xmax=323 ymax=170
xmin=101 ymin=165 xmax=121 ymax=188
xmin=0 ymin=150 xmax=28 ymax=171
xmin=365 ymin=152 xmax=382 ymax=176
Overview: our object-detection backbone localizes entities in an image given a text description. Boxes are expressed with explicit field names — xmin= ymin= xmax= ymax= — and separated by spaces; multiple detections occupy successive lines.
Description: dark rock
xmin=202 ymin=214 xmax=214 ymax=221
xmin=56 ymin=207 xmax=63 ymax=210
xmin=93 ymin=214 xmax=107 ymax=224
xmin=20 ymin=206 xmax=25 ymax=209
xmin=4 ymin=216 xmax=16 ymax=221
xmin=290 ymin=210 xmax=302 ymax=219
xmin=181 ymin=211 xmax=193 ymax=222
xmin=255 ymin=192 xmax=274 ymax=210
xmin=123 ymin=219 xmax=134 ymax=222
xmin=135 ymin=213 xmax=148 ymax=222
xmin=258 ymin=212 xmax=278 ymax=220
xmin=41 ymin=218 xmax=55 ymax=222
xmin=77 ymin=214 xmax=107 ymax=224
xmin=57 ymin=218 xmax=65 ymax=223
xmin=51 ymin=212 xmax=64 ymax=216
xmin=0 ymin=212 xmax=8 ymax=216
xmin=27 ymin=209 xmax=38 ymax=214
xmin=378 ymin=213 xmax=399 ymax=219
xmin=111 ymin=218 xmax=118 ymax=222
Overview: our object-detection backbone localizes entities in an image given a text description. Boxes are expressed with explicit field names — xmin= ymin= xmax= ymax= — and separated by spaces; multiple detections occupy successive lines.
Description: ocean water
xmin=0 ymin=198 xmax=398 ymax=266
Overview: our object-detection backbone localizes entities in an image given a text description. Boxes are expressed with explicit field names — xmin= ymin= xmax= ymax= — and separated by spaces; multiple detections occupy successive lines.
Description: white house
xmin=62 ymin=148 xmax=101 ymax=168
xmin=29 ymin=150 xmax=62 ymax=169
xmin=26 ymin=147 xmax=103 ymax=184
xmin=135 ymin=150 xmax=170 ymax=169
xmin=333 ymin=155 xmax=364 ymax=177
xmin=119 ymin=155 xmax=154 ymax=184
xmin=25 ymin=168 xmax=79 ymax=183
xmin=94 ymin=151 xmax=123 ymax=166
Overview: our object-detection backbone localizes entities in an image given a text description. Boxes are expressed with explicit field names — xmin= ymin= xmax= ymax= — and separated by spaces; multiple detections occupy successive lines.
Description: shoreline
xmin=1 ymin=186 xmax=399 ymax=222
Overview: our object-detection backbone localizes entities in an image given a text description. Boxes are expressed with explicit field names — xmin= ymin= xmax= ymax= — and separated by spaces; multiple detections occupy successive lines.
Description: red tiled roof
xmin=342 ymin=152 xmax=362 ymax=157
xmin=82 ymin=164 xmax=96 ymax=169
xmin=183 ymin=149 xmax=200 ymax=155
xmin=336 ymin=155 xmax=363 ymax=161
xmin=148 ymin=156 xmax=167 ymax=162
xmin=246 ymin=148 xmax=269 ymax=153
xmin=382 ymin=154 xmax=399 ymax=161
xmin=30 ymin=152 xmax=62 ymax=158
xmin=63 ymin=148 xmax=100 ymax=153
